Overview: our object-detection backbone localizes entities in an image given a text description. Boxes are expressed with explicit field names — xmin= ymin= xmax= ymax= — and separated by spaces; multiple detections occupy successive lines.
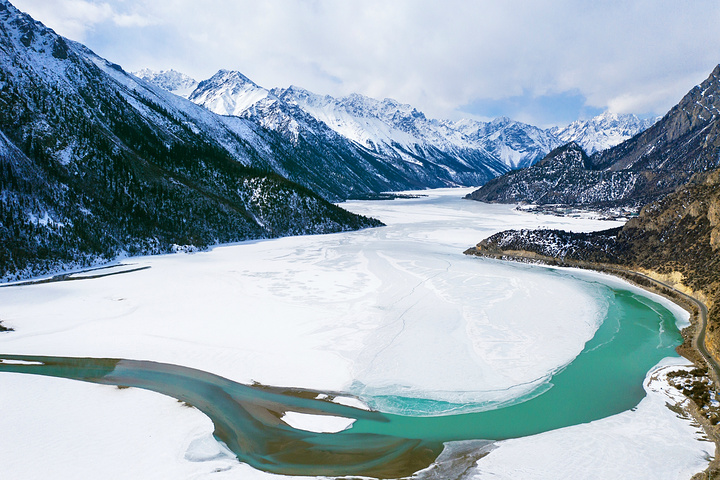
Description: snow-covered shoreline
xmin=0 ymin=188 xmax=712 ymax=479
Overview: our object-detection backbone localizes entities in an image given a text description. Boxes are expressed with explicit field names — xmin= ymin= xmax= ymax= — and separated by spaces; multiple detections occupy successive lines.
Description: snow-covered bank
xmin=0 ymin=187 xmax=711 ymax=479
xmin=0 ymin=374 xmax=245 ymax=479
xmin=469 ymin=359 xmax=713 ymax=480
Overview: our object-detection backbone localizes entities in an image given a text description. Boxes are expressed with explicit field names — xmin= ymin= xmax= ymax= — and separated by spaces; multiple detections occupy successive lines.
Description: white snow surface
xmin=280 ymin=411 xmax=356 ymax=433
xmin=0 ymin=188 xmax=618 ymax=405
xmin=0 ymin=188 xmax=711 ymax=479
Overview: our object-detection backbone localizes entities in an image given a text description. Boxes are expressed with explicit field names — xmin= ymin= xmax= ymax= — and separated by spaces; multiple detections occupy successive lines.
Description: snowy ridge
xmin=132 ymin=69 xmax=199 ymax=98
xmin=452 ymin=116 xmax=563 ymax=169
xmin=183 ymin=72 xmax=552 ymax=173
xmin=151 ymin=67 xmax=658 ymax=176
xmin=550 ymin=112 xmax=659 ymax=155
xmin=277 ymin=86 xmax=561 ymax=171
xmin=278 ymin=87 xmax=476 ymax=153
xmin=185 ymin=69 xmax=511 ymax=188
xmin=190 ymin=70 xmax=275 ymax=118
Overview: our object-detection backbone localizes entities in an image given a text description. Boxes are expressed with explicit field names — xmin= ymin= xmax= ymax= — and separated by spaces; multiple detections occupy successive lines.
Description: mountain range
xmin=0 ymin=0 xmax=676 ymax=282
xmin=138 ymin=68 xmax=655 ymax=175
xmin=549 ymin=112 xmax=658 ymax=155
xmin=467 ymin=65 xmax=720 ymax=209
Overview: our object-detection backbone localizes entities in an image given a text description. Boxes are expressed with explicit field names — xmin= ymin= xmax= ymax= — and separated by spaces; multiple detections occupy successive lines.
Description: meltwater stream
xmin=0 ymin=285 xmax=683 ymax=478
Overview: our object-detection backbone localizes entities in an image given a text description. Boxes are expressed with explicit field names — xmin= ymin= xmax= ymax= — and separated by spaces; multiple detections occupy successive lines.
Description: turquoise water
xmin=349 ymin=288 xmax=682 ymax=441
xmin=0 ymin=285 xmax=684 ymax=477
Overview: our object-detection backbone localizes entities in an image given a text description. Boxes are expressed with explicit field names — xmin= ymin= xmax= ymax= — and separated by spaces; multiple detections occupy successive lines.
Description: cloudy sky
xmin=11 ymin=0 xmax=720 ymax=127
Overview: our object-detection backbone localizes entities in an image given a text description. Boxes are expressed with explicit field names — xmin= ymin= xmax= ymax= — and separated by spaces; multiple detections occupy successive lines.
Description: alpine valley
xmin=0 ymin=0 xmax=657 ymax=282
xmin=2 ymin=0 xmax=720 ymax=479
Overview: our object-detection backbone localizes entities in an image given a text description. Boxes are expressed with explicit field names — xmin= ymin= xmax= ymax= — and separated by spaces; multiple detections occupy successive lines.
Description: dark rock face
xmin=468 ymin=66 xmax=720 ymax=209
xmin=0 ymin=0 xmax=381 ymax=281
xmin=466 ymin=142 xmax=649 ymax=207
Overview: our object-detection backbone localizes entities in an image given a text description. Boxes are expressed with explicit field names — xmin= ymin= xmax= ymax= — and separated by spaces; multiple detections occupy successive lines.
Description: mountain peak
xmin=132 ymin=68 xmax=198 ymax=98
xmin=189 ymin=69 xmax=274 ymax=117
xmin=491 ymin=116 xmax=512 ymax=126
xmin=550 ymin=111 xmax=658 ymax=155
xmin=711 ymin=63 xmax=720 ymax=79
xmin=536 ymin=141 xmax=588 ymax=168
xmin=205 ymin=69 xmax=257 ymax=87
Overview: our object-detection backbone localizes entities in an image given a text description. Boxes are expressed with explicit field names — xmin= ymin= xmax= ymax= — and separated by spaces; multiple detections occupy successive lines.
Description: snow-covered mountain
xmin=277 ymin=88 xmax=474 ymax=154
xmin=187 ymin=70 xmax=511 ymax=189
xmin=468 ymin=65 xmax=720 ymax=208
xmin=550 ymin=112 xmax=658 ymax=155
xmin=275 ymin=86 xmax=564 ymax=171
xmin=0 ymin=0 xmax=386 ymax=281
xmin=132 ymin=68 xmax=198 ymax=98
xmin=451 ymin=117 xmax=563 ymax=169
xmin=140 ymin=67 xmax=659 ymax=175
xmin=189 ymin=70 xmax=321 ymax=142
xmin=190 ymin=70 xmax=276 ymax=120
xmin=184 ymin=70 xmax=565 ymax=175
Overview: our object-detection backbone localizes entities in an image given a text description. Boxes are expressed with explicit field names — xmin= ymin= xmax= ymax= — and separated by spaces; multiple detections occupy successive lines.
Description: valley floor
xmin=0 ymin=188 xmax=713 ymax=479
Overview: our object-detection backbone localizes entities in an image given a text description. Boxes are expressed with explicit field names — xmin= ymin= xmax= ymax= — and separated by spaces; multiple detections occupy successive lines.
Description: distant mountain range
xmin=137 ymin=68 xmax=656 ymax=174
xmin=468 ymin=65 xmax=720 ymax=209
xmin=133 ymin=68 xmax=198 ymax=98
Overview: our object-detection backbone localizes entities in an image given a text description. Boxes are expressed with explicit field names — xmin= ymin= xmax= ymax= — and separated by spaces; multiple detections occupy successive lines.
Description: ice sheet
xmin=0 ymin=188 xmax=618 ymax=410
xmin=281 ymin=412 xmax=356 ymax=433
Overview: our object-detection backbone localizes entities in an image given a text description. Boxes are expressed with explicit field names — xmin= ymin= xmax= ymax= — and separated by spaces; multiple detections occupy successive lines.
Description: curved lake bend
xmin=0 ymin=282 xmax=684 ymax=477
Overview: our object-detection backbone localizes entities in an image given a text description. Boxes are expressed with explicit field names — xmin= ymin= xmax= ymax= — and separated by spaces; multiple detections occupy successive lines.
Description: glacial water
xmin=0 ymin=283 xmax=683 ymax=477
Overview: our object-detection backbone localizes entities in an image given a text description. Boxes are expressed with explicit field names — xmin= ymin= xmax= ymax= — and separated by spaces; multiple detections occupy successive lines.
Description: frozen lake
xmin=0 ymin=188 xmax=713 ymax=479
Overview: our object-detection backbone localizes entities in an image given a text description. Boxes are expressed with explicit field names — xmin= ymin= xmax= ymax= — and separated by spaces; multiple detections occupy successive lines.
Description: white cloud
xmin=112 ymin=12 xmax=155 ymax=28
xmin=10 ymin=0 xmax=720 ymax=126
xmin=12 ymin=0 xmax=156 ymax=39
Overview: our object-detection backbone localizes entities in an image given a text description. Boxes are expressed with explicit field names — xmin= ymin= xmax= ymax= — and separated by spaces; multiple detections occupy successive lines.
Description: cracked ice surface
xmin=0 ymin=188 xmax=619 ymax=410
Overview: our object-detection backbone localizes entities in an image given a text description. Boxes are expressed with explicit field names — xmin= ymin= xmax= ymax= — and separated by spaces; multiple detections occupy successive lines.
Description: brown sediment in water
xmin=0 ymin=354 xmax=443 ymax=479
